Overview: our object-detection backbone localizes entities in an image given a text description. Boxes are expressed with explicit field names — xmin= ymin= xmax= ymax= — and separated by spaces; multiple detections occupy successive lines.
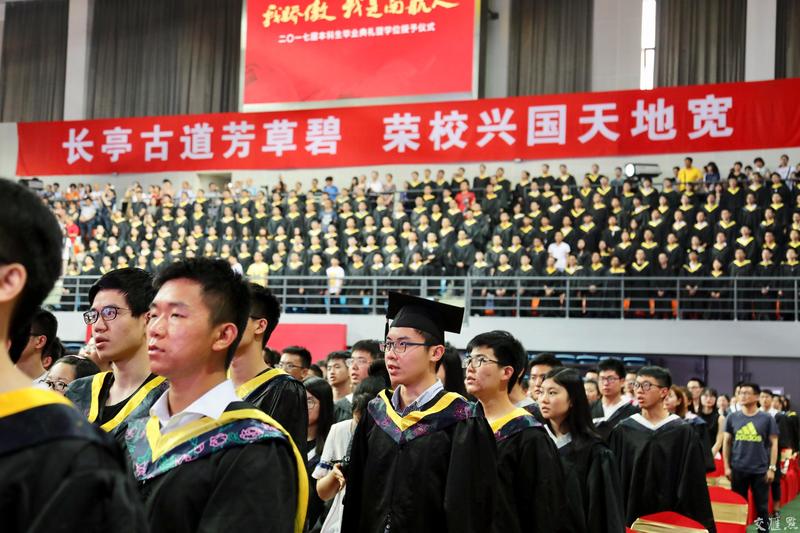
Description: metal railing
xmin=52 ymin=275 xmax=800 ymax=321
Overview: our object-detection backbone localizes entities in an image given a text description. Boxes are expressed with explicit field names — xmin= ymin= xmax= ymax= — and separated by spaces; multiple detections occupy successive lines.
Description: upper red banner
xmin=243 ymin=0 xmax=477 ymax=107
xmin=16 ymin=79 xmax=800 ymax=177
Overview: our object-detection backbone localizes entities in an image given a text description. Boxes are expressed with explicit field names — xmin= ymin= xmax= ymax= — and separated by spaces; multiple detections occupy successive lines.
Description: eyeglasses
xmin=277 ymin=362 xmax=303 ymax=372
xmin=599 ymin=376 xmax=620 ymax=384
xmin=345 ymin=357 xmax=370 ymax=368
xmin=83 ymin=306 xmax=131 ymax=325
xmin=44 ymin=379 xmax=70 ymax=393
xmin=462 ymin=356 xmax=501 ymax=369
xmin=632 ymin=381 xmax=664 ymax=392
xmin=379 ymin=341 xmax=434 ymax=354
xmin=307 ymin=397 xmax=319 ymax=408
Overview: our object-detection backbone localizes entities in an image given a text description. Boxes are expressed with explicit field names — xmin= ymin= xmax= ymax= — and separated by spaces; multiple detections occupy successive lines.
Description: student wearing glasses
xmin=464 ymin=330 xmax=567 ymax=533
xmin=333 ymin=339 xmax=381 ymax=422
xmin=590 ymin=358 xmax=640 ymax=441
xmin=342 ymin=292 xmax=496 ymax=533
xmin=67 ymin=268 xmax=168 ymax=447
xmin=230 ymin=283 xmax=308 ymax=449
xmin=279 ymin=345 xmax=312 ymax=381
xmin=45 ymin=355 xmax=100 ymax=394
xmin=609 ymin=366 xmax=716 ymax=532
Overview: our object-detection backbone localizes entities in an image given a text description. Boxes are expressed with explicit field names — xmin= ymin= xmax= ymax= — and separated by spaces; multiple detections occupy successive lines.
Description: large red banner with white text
xmin=243 ymin=0 xmax=477 ymax=107
xmin=16 ymin=79 xmax=800 ymax=177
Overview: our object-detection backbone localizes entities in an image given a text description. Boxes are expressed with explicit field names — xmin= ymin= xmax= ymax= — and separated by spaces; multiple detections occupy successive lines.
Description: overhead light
xmin=624 ymin=163 xmax=661 ymax=179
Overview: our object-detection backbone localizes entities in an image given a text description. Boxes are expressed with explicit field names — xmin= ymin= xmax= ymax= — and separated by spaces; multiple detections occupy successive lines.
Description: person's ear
xmin=212 ymin=323 xmax=238 ymax=354
xmin=41 ymin=354 xmax=53 ymax=370
xmin=0 ymin=264 xmax=27 ymax=306
xmin=429 ymin=345 xmax=445 ymax=365
xmin=254 ymin=318 xmax=268 ymax=337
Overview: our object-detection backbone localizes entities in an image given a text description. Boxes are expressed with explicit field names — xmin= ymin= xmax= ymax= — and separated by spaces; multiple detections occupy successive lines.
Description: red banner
xmin=16 ymin=79 xmax=800 ymax=177
xmin=243 ymin=0 xmax=477 ymax=106
xmin=268 ymin=323 xmax=347 ymax=362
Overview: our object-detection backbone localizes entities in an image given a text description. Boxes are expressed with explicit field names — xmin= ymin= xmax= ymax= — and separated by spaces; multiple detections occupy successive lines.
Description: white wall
xmin=592 ymin=0 xmax=643 ymax=91
xmin=745 ymin=0 xmax=776 ymax=81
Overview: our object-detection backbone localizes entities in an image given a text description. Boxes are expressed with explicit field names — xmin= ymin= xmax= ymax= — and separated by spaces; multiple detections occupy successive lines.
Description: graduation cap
xmin=385 ymin=291 xmax=464 ymax=344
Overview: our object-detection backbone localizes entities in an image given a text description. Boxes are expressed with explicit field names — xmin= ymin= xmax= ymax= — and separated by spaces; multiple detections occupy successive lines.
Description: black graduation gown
xmin=0 ymin=388 xmax=148 ymax=532
xmin=128 ymin=401 xmax=305 ymax=533
xmin=779 ymin=260 xmax=800 ymax=320
xmin=66 ymin=371 xmax=169 ymax=449
xmin=342 ymin=390 xmax=496 ymax=533
xmin=236 ymin=368 xmax=308 ymax=449
xmin=728 ymin=259 xmax=754 ymax=319
xmin=591 ymin=400 xmax=640 ymax=442
xmin=491 ymin=409 xmax=568 ymax=533
xmin=559 ymin=436 xmax=626 ymax=533
xmin=628 ymin=261 xmax=653 ymax=314
xmin=449 ymin=240 xmax=475 ymax=276
xmin=609 ymin=416 xmax=716 ymax=532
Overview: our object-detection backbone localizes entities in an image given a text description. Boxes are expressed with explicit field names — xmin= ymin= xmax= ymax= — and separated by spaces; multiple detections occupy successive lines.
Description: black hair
xmin=597 ymin=357 xmax=626 ymax=379
xmin=248 ymin=283 xmax=281 ymax=348
xmin=436 ymin=344 xmax=467 ymax=396
xmin=687 ymin=377 xmax=706 ymax=387
xmin=528 ymin=352 xmax=563 ymax=373
xmin=304 ymin=377 xmax=334 ymax=456
xmin=45 ymin=336 xmax=66 ymax=365
xmin=29 ymin=308 xmax=58 ymax=358
xmin=0 ymin=179 xmax=63 ymax=345
xmin=544 ymin=367 xmax=600 ymax=447
xmin=351 ymin=392 xmax=374 ymax=419
xmin=355 ymin=375 xmax=388 ymax=397
xmin=761 ymin=388 xmax=774 ymax=397
xmin=53 ymin=355 xmax=100 ymax=380
xmin=351 ymin=339 xmax=381 ymax=360
xmin=154 ymin=258 xmax=250 ymax=368
xmin=89 ymin=268 xmax=155 ymax=317
xmin=685 ymin=157 xmax=693 ymax=163
xmin=367 ymin=358 xmax=391 ymax=389
xmin=466 ymin=330 xmax=526 ymax=393
xmin=283 ymin=346 xmax=312 ymax=368
xmin=326 ymin=350 xmax=350 ymax=364
xmin=263 ymin=348 xmax=280 ymax=367
xmin=701 ymin=387 xmax=718 ymax=398
xmin=637 ymin=366 xmax=672 ymax=388
xmin=739 ymin=382 xmax=761 ymax=395
xmin=308 ymin=364 xmax=324 ymax=378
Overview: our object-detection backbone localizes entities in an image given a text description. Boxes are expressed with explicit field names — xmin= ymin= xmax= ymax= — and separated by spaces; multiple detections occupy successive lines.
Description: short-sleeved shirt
xmin=725 ymin=410 xmax=778 ymax=474
xmin=312 ymin=419 xmax=355 ymax=533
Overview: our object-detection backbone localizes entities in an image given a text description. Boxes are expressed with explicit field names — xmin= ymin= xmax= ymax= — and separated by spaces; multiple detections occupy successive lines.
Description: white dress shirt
xmin=150 ymin=379 xmax=239 ymax=434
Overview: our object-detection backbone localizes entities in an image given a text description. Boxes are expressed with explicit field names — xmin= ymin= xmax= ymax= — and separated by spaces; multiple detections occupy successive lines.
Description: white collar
xmin=544 ymin=424 xmax=572 ymax=449
xmin=150 ymin=380 xmax=239 ymax=434
xmin=600 ymin=396 xmax=629 ymax=419
xmin=630 ymin=413 xmax=680 ymax=431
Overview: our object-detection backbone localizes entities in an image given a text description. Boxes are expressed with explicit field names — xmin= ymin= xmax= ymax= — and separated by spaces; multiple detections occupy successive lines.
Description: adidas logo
xmin=735 ymin=422 xmax=763 ymax=443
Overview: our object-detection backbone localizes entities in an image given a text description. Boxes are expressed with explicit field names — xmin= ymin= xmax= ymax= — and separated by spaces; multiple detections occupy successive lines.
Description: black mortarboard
xmin=385 ymin=291 xmax=464 ymax=344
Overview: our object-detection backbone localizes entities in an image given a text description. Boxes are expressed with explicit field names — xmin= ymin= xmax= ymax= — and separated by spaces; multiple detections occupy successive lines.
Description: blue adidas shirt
xmin=725 ymin=410 xmax=778 ymax=474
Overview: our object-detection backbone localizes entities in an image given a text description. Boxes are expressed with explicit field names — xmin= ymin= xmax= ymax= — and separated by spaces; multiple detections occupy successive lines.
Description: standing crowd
xmin=2 ymin=177 xmax=798 ymax=533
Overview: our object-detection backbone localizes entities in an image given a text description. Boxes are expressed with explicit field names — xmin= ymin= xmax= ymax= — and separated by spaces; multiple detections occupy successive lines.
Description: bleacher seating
xmin=40 ymin=157 xmax=800 ymax=319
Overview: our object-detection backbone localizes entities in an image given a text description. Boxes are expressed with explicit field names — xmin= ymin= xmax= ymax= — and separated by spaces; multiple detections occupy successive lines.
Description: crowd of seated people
xmin=41 ymin=154 xmax=800 ymax=318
